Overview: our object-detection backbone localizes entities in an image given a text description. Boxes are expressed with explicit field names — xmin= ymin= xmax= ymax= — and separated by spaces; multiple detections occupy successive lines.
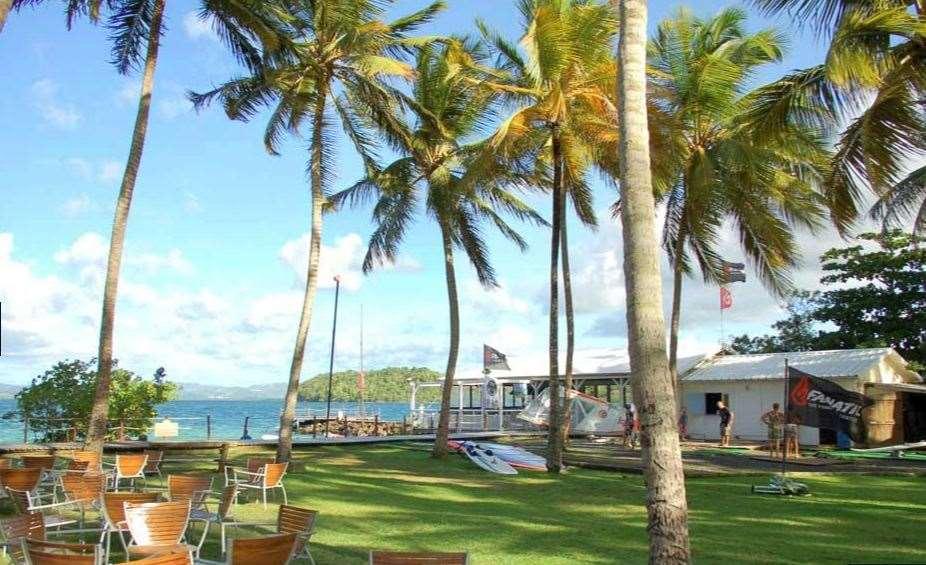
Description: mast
xmin=359 ymin=304 xmax=365 ymax=417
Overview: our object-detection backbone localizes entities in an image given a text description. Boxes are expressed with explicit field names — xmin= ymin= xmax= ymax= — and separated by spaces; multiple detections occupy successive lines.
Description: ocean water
xmin=0 ymin=399 xmax=422 ymax=444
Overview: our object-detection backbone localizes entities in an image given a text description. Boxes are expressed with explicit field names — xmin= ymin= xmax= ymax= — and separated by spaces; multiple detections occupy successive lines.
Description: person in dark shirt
xmin=717 ymin=400 xmax=734 ymax=446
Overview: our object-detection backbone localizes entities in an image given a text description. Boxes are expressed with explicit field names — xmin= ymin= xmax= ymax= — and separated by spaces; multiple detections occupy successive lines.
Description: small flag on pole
xmin=721 ymin=260 xmax=747 ymax=284
xmin=483 ymin=345 xmax=510 ymax=371
xmin=720 ymin=286 xmax=733 ymax=310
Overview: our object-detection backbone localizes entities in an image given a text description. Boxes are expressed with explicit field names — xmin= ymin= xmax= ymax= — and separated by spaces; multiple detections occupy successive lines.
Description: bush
xmin=6 ymin=359 xmax=178 ymax=442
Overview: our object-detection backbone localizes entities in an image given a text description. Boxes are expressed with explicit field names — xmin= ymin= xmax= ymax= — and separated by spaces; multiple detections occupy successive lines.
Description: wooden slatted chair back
xmin=369 ymin=552 xmax=469 ymax=565
xmin=0 ymin=468 xmax=42 ymax=492
xmin=67 ymin=459 xmax=90 ymax=472
xmin=116 ymin=454 xmax=148 ymax=477
xmin=0 ymin=458 xmax=11 ymax=470
xmin=228 ymin=533 xmax=296 ymax=565
xmin=21 ymin=456 xmax=56 ymax=471
xmin=6 ymin=487 xmax=32 ymax=514
xmin=277 ymin=505 xmax=316 ymax=556
xmin=69 ymin=451 xmax=101 ymax=472
xmin=123 ymin=500 xmax=191 ymax=547
xmin=217 ymin=485 xmax=237 ymax=519
xmin=102 ymin=492 xmax=160 ymax=528
xmin=167 ymin=475 xmax=212 ymax=504
xmin=246 ymin=458 xmax=274 ymax=474
xmin=143 ymin=451 xmax=163 ymax=473
xmin=263 ymin=462 xmax=287 ymax=487
xmin=23 ymin=539 xmax=99 ymax=565
xmin=0 ymin=512 xmax=45 ymax=563
xmin=115 ymin=550 xmax=192 ymax=564
xmin=61 ymin=473 xmax=105 ymax=504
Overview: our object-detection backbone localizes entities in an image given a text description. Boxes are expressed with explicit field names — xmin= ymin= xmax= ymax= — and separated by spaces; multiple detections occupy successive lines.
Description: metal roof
xmin=680 ymin=348 xmax=921 ymax=383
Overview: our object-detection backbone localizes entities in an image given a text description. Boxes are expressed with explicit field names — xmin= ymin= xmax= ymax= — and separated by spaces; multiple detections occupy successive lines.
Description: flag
xmin=720 ymin=286 xmax=733 ymax=309
xmin=721 ymin=260 xmax=746 ymax=284
xmin=787 ymin=366 xmax=875 ymax=442
xmin=357 ymin=371 xmax=366 ymax=392
xmin=483 ymin=344 xmax=510 ymax=371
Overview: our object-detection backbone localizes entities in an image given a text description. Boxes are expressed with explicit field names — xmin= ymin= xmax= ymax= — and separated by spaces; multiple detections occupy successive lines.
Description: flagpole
xmin=359 ymin=303 xmax=365 ymax=418
xmin=781 ymin=357 xmax=789 ymax=477
xmin=324 ymin=276 xmax=342 ymax=438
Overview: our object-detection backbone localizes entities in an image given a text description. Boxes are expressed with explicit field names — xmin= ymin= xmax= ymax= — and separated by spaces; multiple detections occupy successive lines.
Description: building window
xmin=704 ymin=392 xmax=729 ymax=415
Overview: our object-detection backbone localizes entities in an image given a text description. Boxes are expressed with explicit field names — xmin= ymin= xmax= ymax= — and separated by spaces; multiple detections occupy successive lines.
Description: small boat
xmin=473 ymin=442 xmax=546 ymax=471
xmin=260 ymin=433 xmax=279 ymax=441
xmin=453 ymin=441 xmax=518 ymax=475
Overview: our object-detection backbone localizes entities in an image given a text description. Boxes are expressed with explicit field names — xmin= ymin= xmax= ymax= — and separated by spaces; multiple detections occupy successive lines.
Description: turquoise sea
xmin=0 ymin=399 xmax=420 ymax=444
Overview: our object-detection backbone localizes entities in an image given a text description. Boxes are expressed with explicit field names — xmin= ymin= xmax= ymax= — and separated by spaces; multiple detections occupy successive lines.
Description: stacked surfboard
xmin=449 ymin=440 xmax=547 ymax=474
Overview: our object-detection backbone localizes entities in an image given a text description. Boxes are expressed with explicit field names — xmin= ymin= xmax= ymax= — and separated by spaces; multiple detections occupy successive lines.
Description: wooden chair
xmin=369 ymin=551 xmax=470 ymax=564
xmin=190 ymin=485 xmax=238 ymax=558
xmin=69 ymin=452 xmax=102 ymax=473
xmin=111 ymin=454 xmax=149 ymax=490
xmin=100 ymin=492 xmax=160 ymax=563
xmin=123 ymin=500 xmax=194 ymax=559
xmin=223 ymin=458 xmax=273 ymax=488
xmin=22 ymin=538 xmax=100 ymax=565
xmin=60 ymin=473 xmax=106 ymax=525
xmin=227 ymin=533 xmax=297 ymax=565
xmin=232 ymin=462 xmax=287 ymax=508
xmin=1 ymin=468 xmax=56 ymax=515
xmin=277 ymin=505 xmax=317 ymax=565
xmin=143 ymin=451 xmax=164 ymax=479
xmin=0 ymin=458 xmax=12 ymax=470
xmin=0 ymin=512 xmax=45 ymax=564
xmin=21 ymin=456 xmax=56 ymax=471
xmin=166 ymin=475 xmax=212 ymax=511
xmin=115 ymin=550 xmax=193 ymax=564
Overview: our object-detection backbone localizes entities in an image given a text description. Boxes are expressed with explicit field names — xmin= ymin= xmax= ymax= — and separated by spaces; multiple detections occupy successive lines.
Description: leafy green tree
xmin=478 ymin=0 xmax=618 ymax=472
xmin=9 ymin=360 xmax=177 ymax=442
xmin=615 ymin=0 xmax=690 ymax=559
xmin=331 ymin=39 xmax=546 ymax=458
xmin=648 ymin=7 xmax=829 ymax=396
xmin=299 ymin=367 xmax=442 ymax=403
xmin=190 ymin=0 xmax=445 ymax=463
xmin=748 ymin=0 xmax=926 ymax=234
xmin=731 ymin=231 xmax=926 ymax=371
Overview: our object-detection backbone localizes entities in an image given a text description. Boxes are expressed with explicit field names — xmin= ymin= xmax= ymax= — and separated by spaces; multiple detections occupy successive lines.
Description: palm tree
xmin=81 ymin=0 xmax=286 ymax=453
xmin=477 ymin=0 xmax=617 ymax=472
xmin=649 ymin=8 xmax=829 ymax=396
xmin=4 ymin=0 xmax=100 ymax=33
xmin=615 ymin=0 xmax=690 ymax=562
xmin=748 ymin=0 xmax=926 ymax=234
xmin=190 ymin=0 xmax=445 ymax=463
xmin=331 ymin=39 xmax=547 ymax=458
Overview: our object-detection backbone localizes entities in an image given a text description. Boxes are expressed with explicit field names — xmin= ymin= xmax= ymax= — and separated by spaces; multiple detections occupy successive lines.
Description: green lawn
xmin=4 ymin=444 xmax=925 ymax=564
xmin=219 ymin=444 xmax=926 ymax=564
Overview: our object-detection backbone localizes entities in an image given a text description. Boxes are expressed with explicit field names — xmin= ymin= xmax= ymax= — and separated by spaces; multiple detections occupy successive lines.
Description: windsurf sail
xmin=518 ymin=388 xmax=623 ymax=434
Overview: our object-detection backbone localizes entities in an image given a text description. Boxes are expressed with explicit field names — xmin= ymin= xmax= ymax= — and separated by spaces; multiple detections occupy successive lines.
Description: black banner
xmin=483 ymin=344 xmax=510 ymax=371
xmin=787 ymin=366 xmax=874 ymax=442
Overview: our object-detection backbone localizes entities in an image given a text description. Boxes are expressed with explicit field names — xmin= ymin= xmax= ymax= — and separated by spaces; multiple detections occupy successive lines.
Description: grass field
xmin=4 ymin=444 xmax=926 ymax=564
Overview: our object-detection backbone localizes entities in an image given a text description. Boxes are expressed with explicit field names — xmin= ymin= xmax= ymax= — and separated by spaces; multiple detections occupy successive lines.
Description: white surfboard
xmin=475 ymin=442 xmax=546 ymax=471
xmin=459 ymin=441 xmax=518 ymax=475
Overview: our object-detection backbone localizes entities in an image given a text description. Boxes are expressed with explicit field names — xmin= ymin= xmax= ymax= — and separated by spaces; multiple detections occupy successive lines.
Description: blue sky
xmin=0 ymin=0 xmax=889 ymax=386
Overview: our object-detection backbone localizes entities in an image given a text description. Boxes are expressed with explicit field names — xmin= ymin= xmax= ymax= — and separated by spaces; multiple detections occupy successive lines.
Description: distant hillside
xmin=299 ymin=367 xmax=442 ymax=403
xmin=176 ymin=382 xmax=288 ymax=401
xmin=0 ymin=383 xmax=21 ymax=400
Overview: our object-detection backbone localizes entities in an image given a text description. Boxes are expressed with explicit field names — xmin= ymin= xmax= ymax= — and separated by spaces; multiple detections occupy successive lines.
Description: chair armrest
xmin=28 ymin=497 xmax=93 ymax=512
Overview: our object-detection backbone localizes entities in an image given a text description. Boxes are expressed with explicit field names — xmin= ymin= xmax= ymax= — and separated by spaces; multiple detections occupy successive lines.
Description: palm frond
xmin=106 ymin=0 xmax=156 ymax=75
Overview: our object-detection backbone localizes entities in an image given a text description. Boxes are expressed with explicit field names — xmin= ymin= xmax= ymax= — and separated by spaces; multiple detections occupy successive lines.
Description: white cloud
xmin=116 ymin=80 xmax=140 ymax=106
xmin=158 ymin=95 xmax=192 ymax=120
xmin=31 ymin=79 xmax=81 ymax=129
xmin=279 ymin=233 xmax=365 ymax=291
xmin=60 ymin=193 xmax=95 ymax=217
xmin=183 ymin=192 xmax=201 ymax=214
xmin=463 ymin=280 xmax=533 ymax=316
xmin=98 ymin=160 xmax=122 ymax=184
xmin=61 ymin=157 xmax=122 ymax=184
xmin=133 ymin=249 xmax=194 ymax=275
xmin=64 ymin=158 xmax=93 ymax=180
xmin=182 ymin=12 xmax=217 ymax=41
xmin=54 ymin=232 xmax=194 ymax=284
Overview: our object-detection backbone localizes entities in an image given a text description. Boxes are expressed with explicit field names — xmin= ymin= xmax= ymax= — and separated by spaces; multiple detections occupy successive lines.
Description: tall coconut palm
xmin=190 ymin=0 xmax=445 ymax=463
xmin=81 ymin=0 xmax=286 ymax=453
xmin=331 ymin=39 xmax=547 ymax=458
xmin=477 ymin=0 xmax=617 ymax=472
xmin=649 ymin=8 xmax=829 ymax=396
xmin=747 ymin=0 xmax=926 ymax=234
xmin=5 ymin=0 xmax=100 ymax=33
xmin=615 ymin=0 xmax=690 ymax=562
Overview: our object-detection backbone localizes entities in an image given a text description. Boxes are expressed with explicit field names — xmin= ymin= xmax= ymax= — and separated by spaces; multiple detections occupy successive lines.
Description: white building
xmin=679 ymin=348 xmax=925 ymax=446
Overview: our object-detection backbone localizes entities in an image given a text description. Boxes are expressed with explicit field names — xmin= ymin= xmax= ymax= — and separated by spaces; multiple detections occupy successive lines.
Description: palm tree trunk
xmin=432 ymin=221 xmax=460 ymax=458
xmin=0 ymin=0 xmax=12 ymax=33
xmin=276 ymin=89 xmax=327 ymax=463
xmin=85 ymin=0 xmax=165 ymax=453
xmin=668 ymin=230 xmax=685 ymax=406
xmin=546 ymin=124 xmax=564 ymax=473
xmin=559 ymin=216 xmax=574 ymax=449
xmin=616 ymin=0 xmax=690 ymax=562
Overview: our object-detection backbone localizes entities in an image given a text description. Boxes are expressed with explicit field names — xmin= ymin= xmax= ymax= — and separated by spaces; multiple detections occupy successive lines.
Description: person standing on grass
xmin=784 ymin=413 xmax=801 ymax=459
xmin=761 ymin=403 xmax=784 ymax=457
xmin=717 ymin=400 xmax=734 ymax=446
xmin=678 ymin=407 xmax=689 ymax=441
